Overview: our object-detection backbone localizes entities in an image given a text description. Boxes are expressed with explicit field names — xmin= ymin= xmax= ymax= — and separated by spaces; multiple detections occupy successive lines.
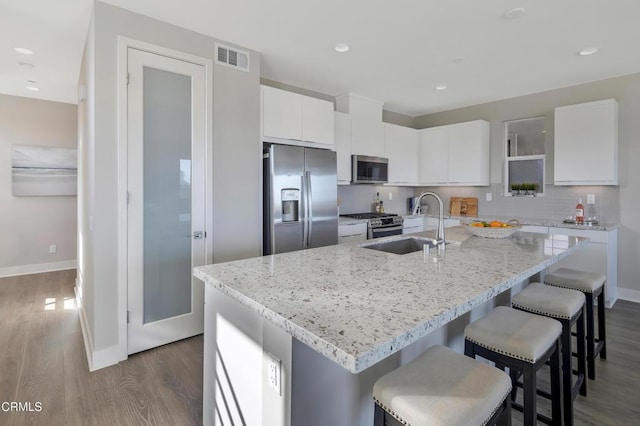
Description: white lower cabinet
xmin=519 ymin=225 xmax=549 ymax=234
xmin=402 ymin=217 xmax=424 ymax=234
xmin=547 ymin=227 xmax=618 ymax=308
xmin=424 ymin=218 xmax=460 ymax=231
xmin=338 ymin=222 xmax=367 ymax=244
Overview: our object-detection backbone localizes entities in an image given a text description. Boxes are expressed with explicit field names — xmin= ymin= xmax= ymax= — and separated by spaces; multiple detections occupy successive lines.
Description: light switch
xmin=587 ymin=194 xmax=596 ymax=205
xmin=486 ymin=193 xmax=492 ymax=202
xmin=388 ymin=192 xmax=393 ymax=201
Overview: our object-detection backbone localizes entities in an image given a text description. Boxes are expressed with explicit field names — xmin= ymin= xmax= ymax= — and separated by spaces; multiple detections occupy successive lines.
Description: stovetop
xmin=341 ymin=212 xmax=403 ymax=228
xmin=341 ymin=212 xmax=399 ymax=220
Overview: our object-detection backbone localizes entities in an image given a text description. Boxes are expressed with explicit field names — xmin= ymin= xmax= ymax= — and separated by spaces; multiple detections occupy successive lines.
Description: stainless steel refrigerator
xmin=263 ymin=143 xmax=338 ymax=255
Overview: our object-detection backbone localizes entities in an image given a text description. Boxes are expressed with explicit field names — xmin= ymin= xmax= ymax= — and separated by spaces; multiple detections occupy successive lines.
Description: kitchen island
xmin=194 ymin=226 xmax=586 ymax=426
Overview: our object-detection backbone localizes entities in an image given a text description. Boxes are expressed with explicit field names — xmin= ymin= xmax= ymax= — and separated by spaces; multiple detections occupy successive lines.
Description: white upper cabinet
xmin=302 ymin=95 xmax=334 ymax=145
xmin=262 ymin=85 xmax=302 ymax=140
xmin=448 ymin=120 xmax=489 ymax=184
xmin=336 ymin=93 xmax=385 ymax=158
xmin=384 ymin=123 xmax=418 ymax=185
xmin=554 ymin=99 xmax=618 ymax=185
xmin=261 ymin=85 xmax=334 ymax=147
xmin=418 ymin=120 xmax=490 ymax=186
xmin=334 ymin=112 xmax=352 ymax=184
xmin=419 ymin=125 xmax=450 ymax=184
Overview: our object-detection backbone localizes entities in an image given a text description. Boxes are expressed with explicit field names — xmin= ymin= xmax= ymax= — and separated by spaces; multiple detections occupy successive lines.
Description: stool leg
xmin=373 ymin=403 xmax=384 ymax=426
xmin=498 ymin=394 xmax=512 ymax=426
xmin=577 ymin=306 xmax=587 ymax=396
xmin=509 ymin=369 xmax=519 ymax=402
xmin=585 ymin=293 xmax=596 ymax=380
xmin=550 ymin=340 xmax=563 ymax=426
xmin=597 ymin=289 xmax=607 ymax=360
xmin=522 ymin=364 xmax=537 ymax=426
xmin=464 ymin=339 xmax=475 ymax=358
xmin=561 ymin=319 xmax=574 ymax=426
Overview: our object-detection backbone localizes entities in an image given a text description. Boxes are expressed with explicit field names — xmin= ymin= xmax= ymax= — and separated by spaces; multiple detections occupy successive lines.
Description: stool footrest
xmin=512 ymin=379 xmax=553 ymax=400
xmin=574 ymin=374 xmax=586 ymax=398
xmin=511 ymin=401 xmax=554 ymax=425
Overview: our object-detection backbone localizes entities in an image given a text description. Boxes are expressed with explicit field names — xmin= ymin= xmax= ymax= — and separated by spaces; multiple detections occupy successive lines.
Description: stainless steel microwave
xmin=352 ymin=155 xmax=388 ymax=184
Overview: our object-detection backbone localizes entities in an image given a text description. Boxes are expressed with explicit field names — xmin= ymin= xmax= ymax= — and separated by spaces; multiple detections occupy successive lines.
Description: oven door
xmin=369 ymin=225 xmax=403 ymax=239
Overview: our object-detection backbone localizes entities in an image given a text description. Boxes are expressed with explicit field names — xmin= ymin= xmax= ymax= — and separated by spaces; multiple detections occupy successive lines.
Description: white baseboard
xmin=0 ymin=260 xmax=77 ymax=278
xmin=75 ymin=285 xmax=126 ymax=372
xmin=617 ymin=287 xmax=640 ymax=304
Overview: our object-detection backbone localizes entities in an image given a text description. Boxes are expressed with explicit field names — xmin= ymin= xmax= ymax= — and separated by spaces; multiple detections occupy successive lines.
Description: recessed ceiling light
xmin=334 ymin=43 xmax=350 ymax=53
xmin=26 ymin=86 xmax=39 ymax=91
xmin=503 ymin=7 xmax=525 ymax=20
xmin=578 ymin=47 xmax=599 ymax=56
xmin=18 ymin=61 xmax=35 ymax=68
xmin=14 ymin=47 xmax=33 ymax=55
xmin=435 ymin=84 xmax=448 ymax=91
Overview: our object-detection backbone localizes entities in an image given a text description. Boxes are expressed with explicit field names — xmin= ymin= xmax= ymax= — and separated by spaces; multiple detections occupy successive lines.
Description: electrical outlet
xmin=388 ymin=192 xmax=393 ymax=201
xmin=587 ymin=194 xmax=596 ymax=205
xmin=267 ymin=353 xmax=281 ymax=395
xmin=486 ymin=193 xmax=492 ymax=202
xmin=49 ymin=245 xmax=57 ymax=254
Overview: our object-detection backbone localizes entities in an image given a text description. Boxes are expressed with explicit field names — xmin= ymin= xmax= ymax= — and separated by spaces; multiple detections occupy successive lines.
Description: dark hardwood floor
xmin=1 ymin=270 xmax=639 ymax=425
xmin=0 ymin=270 xmax=202 ymax=426
xmin=510 ymin=298 xmax=640 ymax=425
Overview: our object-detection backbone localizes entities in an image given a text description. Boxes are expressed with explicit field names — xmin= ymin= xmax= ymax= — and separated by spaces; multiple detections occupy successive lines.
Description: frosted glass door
xmin=127 ymin=48 xmax=206 ymax=355
xmin=142 ymin=67 xmax=192 ymax=323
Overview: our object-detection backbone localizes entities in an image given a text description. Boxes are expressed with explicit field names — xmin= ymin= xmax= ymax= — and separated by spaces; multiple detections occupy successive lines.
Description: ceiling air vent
xmin=215 ymin=43 xmax=250 ymax=72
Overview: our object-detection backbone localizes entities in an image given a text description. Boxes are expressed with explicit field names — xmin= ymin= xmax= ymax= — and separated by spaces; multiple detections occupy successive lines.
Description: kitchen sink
xmin=361 ymin=236 xmax=445 ymax=255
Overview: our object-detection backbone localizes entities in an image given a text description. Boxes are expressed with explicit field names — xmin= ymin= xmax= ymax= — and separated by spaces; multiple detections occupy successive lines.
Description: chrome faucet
xmin=413 ymin=192 xmax=445 ymax=247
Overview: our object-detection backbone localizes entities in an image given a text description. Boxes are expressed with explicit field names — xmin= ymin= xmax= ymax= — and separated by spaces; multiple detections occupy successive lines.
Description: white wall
xmin=414 ymin=73 xmax=640 ymax=298
xmin=78 ymin=1 xmax=261 ymax=367
xmin=0 ymin=94 xmax=77 ymax=277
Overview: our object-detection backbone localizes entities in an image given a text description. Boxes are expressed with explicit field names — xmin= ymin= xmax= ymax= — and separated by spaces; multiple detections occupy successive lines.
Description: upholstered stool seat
xmin=512 ymin=283 xmax=587 ymax=426
xmin=545 ymin=267 xmax=607 ymax=380
xmin=464 ymin=306 xmax=563 ymax=426
xmin=372 ymin=345 xmax=512 ymax=426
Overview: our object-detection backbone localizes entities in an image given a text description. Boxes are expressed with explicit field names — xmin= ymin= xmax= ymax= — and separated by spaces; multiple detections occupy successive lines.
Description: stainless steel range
xmin=340 ymin=213 xmax=404 ymax=239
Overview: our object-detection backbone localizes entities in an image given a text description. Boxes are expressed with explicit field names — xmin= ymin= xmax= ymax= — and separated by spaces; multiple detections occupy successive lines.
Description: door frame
xmin=116 ymin=36 xmax=213 ymax=360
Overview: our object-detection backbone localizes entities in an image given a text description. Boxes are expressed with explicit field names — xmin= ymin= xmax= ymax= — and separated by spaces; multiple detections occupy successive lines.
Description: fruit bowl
xmin=464 ymin=220 xmax=521 ymax=239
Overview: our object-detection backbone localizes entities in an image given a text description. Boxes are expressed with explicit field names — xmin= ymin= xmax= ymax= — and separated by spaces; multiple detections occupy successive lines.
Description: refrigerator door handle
xmin=306 ymin=171 xmax=313 ymax=248
xmin=302 ymin=174 xmax=308 ymax=249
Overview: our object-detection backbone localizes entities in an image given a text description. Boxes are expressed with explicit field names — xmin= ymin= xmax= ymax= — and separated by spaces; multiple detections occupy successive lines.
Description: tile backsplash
xmin=414 ymin=184 xmax=620 ymax=223
xmin=337 ymin=183 xmax=620 ymax=223
xmin=337 ymin=185 xmax=415 ymax=215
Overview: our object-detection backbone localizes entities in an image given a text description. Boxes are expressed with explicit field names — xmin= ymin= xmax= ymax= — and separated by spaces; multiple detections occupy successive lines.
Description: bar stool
xmin=544 ymin=267 xmax=607 ymax=380
xmin=464 ymin=306 xmax=562 ymax=426
xmin=512 ymin=283 xmax=587 ymax=426
xmin=372 ymin=345 xmax=512 ymax=426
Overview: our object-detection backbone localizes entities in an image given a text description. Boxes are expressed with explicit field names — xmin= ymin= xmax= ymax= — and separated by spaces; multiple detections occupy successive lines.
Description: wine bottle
xmin=576 ymin=198 xmax=585 ymax=224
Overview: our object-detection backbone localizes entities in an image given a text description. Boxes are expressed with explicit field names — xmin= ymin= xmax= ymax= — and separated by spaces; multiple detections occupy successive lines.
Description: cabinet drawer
xmin=548 ymin=227 xmax=608 ymax=243
xmin=338 ymin=222 xmax=367 ymax=237
xmin=425 ymin=218 xmax=460 ymax=228
xmin=520 ymin=225 xmax=548 ymax=234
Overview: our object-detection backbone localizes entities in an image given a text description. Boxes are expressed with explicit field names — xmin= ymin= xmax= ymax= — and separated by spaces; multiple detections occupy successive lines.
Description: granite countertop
xmin=193 ymin=226 xmax=587 ymax=374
